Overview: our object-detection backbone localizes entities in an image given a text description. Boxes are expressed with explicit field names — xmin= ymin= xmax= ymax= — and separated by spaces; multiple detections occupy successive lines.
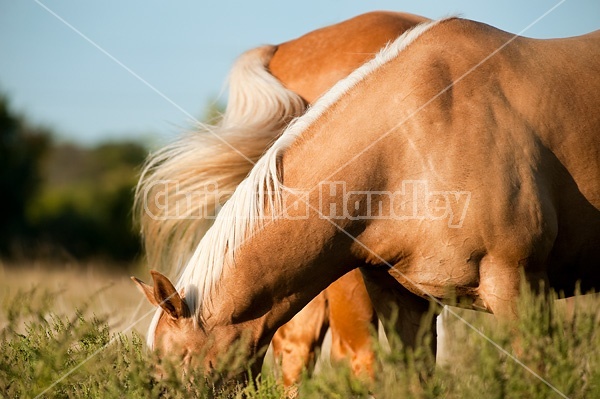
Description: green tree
xmin=29 ymin=141 xmax=147 ymax=261
xmin=0 ymin=94 xmax=50 ymax=256
xmin=0 ymin=92 xmax=147 ymax=262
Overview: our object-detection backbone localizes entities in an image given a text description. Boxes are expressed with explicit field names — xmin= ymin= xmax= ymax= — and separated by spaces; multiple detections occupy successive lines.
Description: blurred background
xmin=1 ymin=0 xmax=599 ymax=268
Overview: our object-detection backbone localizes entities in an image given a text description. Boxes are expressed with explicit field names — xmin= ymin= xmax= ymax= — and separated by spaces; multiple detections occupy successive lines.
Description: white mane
xmin=147 ymin=16 xmax=448 ymax=346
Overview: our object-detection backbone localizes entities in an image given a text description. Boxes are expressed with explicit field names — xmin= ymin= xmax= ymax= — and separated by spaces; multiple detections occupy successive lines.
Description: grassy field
xmin=0 ymin=261 xmax=153 ymax=334
xmin=1 ymin=261 xmax=599 ymax=398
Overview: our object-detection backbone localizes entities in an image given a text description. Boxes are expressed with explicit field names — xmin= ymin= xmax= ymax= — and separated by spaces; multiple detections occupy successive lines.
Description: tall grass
xmin=0 ymin=274 xmax=598 ymax=398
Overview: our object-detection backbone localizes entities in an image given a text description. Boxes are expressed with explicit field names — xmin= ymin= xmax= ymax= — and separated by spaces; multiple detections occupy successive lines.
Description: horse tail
xmin=134 ymin=45 xmax=306 ymax=274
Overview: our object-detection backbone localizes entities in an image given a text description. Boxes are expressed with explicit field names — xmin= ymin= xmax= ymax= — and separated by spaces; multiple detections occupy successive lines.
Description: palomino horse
xmin=135 ymin=11 xmax=427 ymax=385
xmin=133 ymin=16 xmax=600 ymax=385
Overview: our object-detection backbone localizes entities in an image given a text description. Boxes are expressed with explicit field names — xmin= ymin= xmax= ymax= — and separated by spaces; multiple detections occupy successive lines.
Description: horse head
xmin=131 ymin=271 xmax=202 ymax=374
xmin=132 ymin=270 xmax=263 ymax=384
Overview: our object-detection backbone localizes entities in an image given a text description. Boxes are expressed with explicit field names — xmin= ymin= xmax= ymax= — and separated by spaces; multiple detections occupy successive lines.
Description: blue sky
xmin=1 ymin=0 xmax=599 ymax=146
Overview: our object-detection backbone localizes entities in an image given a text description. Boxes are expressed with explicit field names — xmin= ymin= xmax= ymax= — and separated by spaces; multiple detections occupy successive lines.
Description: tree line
xmin=1 ymin=94 xmax=146 ymax=264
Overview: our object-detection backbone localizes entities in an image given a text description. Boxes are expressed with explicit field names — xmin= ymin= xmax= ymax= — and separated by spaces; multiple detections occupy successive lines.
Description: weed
xmin=0 ymin=279 xmax=598 ymax=398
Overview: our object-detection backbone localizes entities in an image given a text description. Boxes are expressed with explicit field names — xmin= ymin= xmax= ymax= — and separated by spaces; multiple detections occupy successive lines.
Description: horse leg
xmin=359 ymin=267 xmax=437 ymax=357
xmin=478 ymin=256 xmax=525 ymax=321
xmin=328 ymin=269 xmax=377 ymax=380
xmin=271 ymin=290 xmax=328 ymax=387
xmin=478 ymin=255 xmax=553 ymax=360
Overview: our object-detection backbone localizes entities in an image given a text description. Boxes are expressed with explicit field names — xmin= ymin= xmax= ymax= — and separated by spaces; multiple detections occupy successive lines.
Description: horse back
xmin=269 ymin=11 xmax=429 ymax=103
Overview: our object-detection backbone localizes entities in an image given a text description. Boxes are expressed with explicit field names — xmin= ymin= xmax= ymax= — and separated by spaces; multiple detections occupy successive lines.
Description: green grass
xmin=1 ymin=264 xmax=599 ymax=398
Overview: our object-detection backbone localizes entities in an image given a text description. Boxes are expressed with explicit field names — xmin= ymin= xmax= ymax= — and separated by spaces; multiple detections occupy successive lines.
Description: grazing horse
xmin=135 ymin=11 xmax=427 ymax=385
xmin=133 ymin=16 xmax=600 ymax=386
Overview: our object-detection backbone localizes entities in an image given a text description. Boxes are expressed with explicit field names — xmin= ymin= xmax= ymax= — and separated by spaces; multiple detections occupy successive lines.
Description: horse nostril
xmin=153 ymin=366 xmax=165 ymax=381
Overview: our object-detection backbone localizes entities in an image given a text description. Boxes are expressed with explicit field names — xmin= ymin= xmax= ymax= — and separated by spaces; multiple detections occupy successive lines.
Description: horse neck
xmin=198 ymin=16 xmax=449 ymax=342
xmin=202 ymin=122 xmax=387 ymax=341
xmin=203 ymin=214 xmax=360 ymax=343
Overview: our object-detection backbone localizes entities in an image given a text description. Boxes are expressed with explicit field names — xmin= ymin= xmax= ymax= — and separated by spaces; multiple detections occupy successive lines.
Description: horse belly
xmin=389 ymin=251 xmax=482 ymax=303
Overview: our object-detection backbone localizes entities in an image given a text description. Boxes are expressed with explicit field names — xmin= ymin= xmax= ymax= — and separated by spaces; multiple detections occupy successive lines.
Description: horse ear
xmin=131 ymin=276 xmax=160 ymax=307
xmin=150 ymin=270 xmax=191 ymax=319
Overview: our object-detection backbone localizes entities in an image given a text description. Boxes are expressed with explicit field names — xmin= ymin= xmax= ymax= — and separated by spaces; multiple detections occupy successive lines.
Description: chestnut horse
xmin=133 ymin=16 xmax=600 ymax=386
xmin=135 ymin=11 xmax=427 ymax=385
